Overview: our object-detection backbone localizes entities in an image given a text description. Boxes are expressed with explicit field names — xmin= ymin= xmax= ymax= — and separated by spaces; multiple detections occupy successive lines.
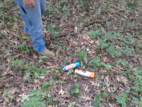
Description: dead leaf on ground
xmin=81 ymin=93 xmax=92 ymax=101
xmin=33 ymin=54 xmax=38 ymax=59
xmin=107 ymin=87 xmax=111 ymax=93
xmin=7 ymin=57 xmax=12 ymax=65
xmin=95 ymin=41 xmax=100 ymax=45
xmin=58 ymin=86 xmax=65 ymax=96
xmin=19 ymin=93 xmax=27 ymax=97
xmin=103 ymin=57 xmax=109 ymax=62
xmin=116 ymin=75 xmax=128 ymax=85
xmin=10 ymin=88 xmax=18 ymax=95
xmin=74 ymin=26 xmax=78 ymax=33
xmin=39 ymin=76 xmax=45 ymax=80
xmin=115 ymin=45 xmax=121 ymax=49
xmin=14 ymin=54 xmax=21 ymax=58
xmin=46 ymin=62 xmax=52 ymax=66
xmin=90 ymin=81 xmax=98 ymax=87
xmin=82 ymin=33 xmax=90 ymax=40
xmin=83 ymin=84 xmax=89 ymax=92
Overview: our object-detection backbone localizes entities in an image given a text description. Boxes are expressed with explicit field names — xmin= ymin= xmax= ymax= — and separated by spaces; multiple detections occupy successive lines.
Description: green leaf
xmin=62 ymin=5 xmax=67 ymax=11
xmin=72 ymin=83 xmax=80 ymax=95
xmin=93 ymin=100 xmax=98 ymax=107
xmin=116 ymin=96 xmax=126 ymax=107
xmin=127 ymin=2 xmax=138 ymax=8
xmin=88 ymin=30 xmax=100 ymax=39
xmin=24 ymin=72 xmax=31 ymax=79
xmin=21 ymin=95 xmax=30 ymax=102
xmin=68 ymin=101 xmax=76 ymax=107
xmin=132 ymin=97 xmax=139 ymax=102
xmin=4 ymin=97 xmax=9 ymax=103
xmin=67 ymin=69 xmax=73 ymax=75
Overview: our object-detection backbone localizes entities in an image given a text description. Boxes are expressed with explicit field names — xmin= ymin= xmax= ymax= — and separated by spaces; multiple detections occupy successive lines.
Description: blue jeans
xmin=14 ymin=0 xmax=46 ymax=53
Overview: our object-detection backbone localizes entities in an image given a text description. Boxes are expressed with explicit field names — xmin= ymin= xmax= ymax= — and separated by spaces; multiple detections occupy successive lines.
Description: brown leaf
xmin=39 ymin=76 xmax=45 ymax=80
xmin=107 ymin=87 xmax=111 ymax=93
xmin=82 ymin=33 xmax=90 ymax=40
xmin=19 ymin=93 xmax=27 ymax=97
xmin=0 ymin=82 xmax=5 ymax=88
xmin=7 ymin=57 xmax=12 ymax=65
xmin=90 ymin=81 xmax=98 ymax=87
xmin=116 ymin=75 xmax=128 ymax=85
xmin=58 ymin=86 xmax=65 ymax=96
xmin=101 ymin=75 xmax=104 ymax=80
xmin=103 ymin=57 xmax=109 ymax=62
xmin=33 ymin=54 xmax=38 ymax=59
xmin=81 ymin=93 xmax=92 ymax=101
xmin=56 ymin=72 xmax=67 ymax=80
xmin=14 ymin=54 xmax=21 ymax=58
xmin=33 ymin=83 xmax=41 ymax=88
xmin=12 ymin=23 xmax=19 ymax=31
xmin=62 ymin=74 xmax=67 ymax=80
xmin=89 ymin=40 xmax=94 ymax=44
xmin=56 ymin=72 xmax=61 ymax=78
xmin=95 ymin=41 xmax=100 ymax=45
xmin=10 ymin=88 xmax=17 ymax=95
xmin=46 ymin=62 xmax=52 ymax=66
xmin=83 ymin=84 xmax=89 ymax=92
xmin=115 ymin=45 xmax=121 ymax=49
xmin=74 ymin=26 xmax=78 ymax=33
xmin=16 ymin=97 xmax=21 ymax=103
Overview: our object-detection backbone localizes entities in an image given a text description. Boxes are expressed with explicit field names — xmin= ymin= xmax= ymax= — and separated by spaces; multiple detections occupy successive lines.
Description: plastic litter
xmin=75 ymin=69 xmax=95 ymax=78
xmin=62 ymin=62 xmax=80 ymax=72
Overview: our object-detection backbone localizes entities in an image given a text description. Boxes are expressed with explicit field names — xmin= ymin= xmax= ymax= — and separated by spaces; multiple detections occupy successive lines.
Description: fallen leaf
xmin=19 ymin=93 xmax=27 ymax=97
xmin=16 ymin=97 xmax=21 ymax=102
xmin=116 ymin=75 xmax=128 ymax=85
xmin=33 ymin=54 xmax=38 ymax=59
xmin=115 ymin=45 xmax=121 ymax=49
xmin=107 ymin=87 xmax=111 ymax=93
xmin=14 ymin=54 xmax=21 ymax=58
xmin=90 ymin=81 xmax=98 ymax=87
xmin=39 ymin=76 xmax=45 ymax=80
xmin=58 ymin=86 xmax=65 ymax=96
xmin=33 ymin=79 xmax=40 ymax=83
xmin=81 ymin=93 xmax=92 ymax=101
xmin=74 ymin=26 xmax=78 ymax=33
xmin=103 ymin=57 xmax=109 ymax=62
xmin=82 ymin=33 xmax=90 ymax=40
xmin=46 ymin=62 xmax=52 ymax=66
xmin=108 ymin=103 xmax=114 ymax=107
xmin=101 ymin=75 xmax=104 ymax=80
xmin=7 ymin=57 xmax=12 ymax=65
xmin=33 ymin=84 xmax=41 ymax=88
xmin=12 ymin=23 xmax=19 ymax=31
xmin=83 ymin=84 xmax=89 ymax=92
xmin=95 ymin=41 xmax=100 ymax=45
xmin=10 ymin=88 xmax=17 ymax=95
xmin=89 ymin=40 xmax=94 ymax=44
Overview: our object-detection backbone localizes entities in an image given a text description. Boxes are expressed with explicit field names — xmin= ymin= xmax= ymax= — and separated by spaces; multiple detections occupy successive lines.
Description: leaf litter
xmin=0 ymin=0 xmax=142 ymax=107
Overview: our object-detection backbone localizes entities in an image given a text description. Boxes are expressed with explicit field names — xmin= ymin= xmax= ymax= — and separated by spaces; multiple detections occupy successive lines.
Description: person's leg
xmin=14 ymin=0 xmax=29 ymax=33
xmin=14 ymin=0 xmax=55 ymax=57
xmin=24 ymin=0 xmax=46 ymax=53
xmin=40 ymin=0 xmax=46 ymax=17
xmin=24 ymin=0 xmax=46 ymax=33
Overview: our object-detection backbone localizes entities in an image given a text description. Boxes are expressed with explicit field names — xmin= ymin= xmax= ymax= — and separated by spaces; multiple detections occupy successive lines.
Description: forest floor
xmin=0 ymin=0 xmax=142 ymax=107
